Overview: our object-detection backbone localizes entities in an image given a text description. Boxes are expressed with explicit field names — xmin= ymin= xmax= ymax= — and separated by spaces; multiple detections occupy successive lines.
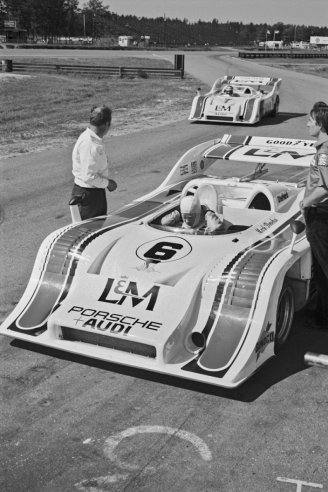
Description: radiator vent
xmin=61 ymin=327 xmax=156 ymax=358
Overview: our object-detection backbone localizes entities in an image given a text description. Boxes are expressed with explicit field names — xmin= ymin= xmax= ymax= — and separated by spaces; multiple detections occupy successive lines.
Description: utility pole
xmin=163 ymin=13 xmax=166 ymax=47
xmin=83 ymin=14 xmax=86 ymax=37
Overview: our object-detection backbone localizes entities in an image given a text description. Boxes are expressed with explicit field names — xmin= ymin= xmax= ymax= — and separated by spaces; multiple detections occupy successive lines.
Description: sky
xmin=98 ymin=0 xmax=328 ymax=27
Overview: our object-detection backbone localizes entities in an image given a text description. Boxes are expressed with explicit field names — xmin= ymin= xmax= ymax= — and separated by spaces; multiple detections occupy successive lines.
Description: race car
xmin=0 ymin=134 xmax=316 ymax=388
xmin=189 ymin=75 xmax=282 ymax=124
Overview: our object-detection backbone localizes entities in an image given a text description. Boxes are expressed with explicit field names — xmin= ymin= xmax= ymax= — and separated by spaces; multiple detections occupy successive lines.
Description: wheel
xmin=275 ymin=279 xmax=294 ymax=351
xmin=271 ymin=96 xmax=280 ymax=117
xmin=259 ymin=103 xmax=264 ymax=121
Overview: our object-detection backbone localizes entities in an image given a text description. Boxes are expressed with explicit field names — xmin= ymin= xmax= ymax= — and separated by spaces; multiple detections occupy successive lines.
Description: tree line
xmin=1 ymin=0 xmax=327 ymax=45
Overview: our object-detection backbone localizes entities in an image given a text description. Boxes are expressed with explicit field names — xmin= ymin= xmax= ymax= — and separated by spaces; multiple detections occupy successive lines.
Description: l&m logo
xmin=99 ymin=278 xmax=160 ymax=311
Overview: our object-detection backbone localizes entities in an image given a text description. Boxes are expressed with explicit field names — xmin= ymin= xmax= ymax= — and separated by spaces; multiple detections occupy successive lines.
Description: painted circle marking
xmin=136 ymin=236 xmax=192 ymax=263
xmin=104 ymin=425 xmax=212 ymax=471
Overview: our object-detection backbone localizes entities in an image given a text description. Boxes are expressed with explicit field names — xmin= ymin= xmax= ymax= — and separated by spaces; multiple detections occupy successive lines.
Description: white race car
xmin=189 ymin=76 xmax=282 ymax=124
xmin=1 ymin=134 xmax=316 ymax=388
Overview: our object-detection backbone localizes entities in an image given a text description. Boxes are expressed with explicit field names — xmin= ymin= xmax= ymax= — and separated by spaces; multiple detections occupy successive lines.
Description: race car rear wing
xmin=228 ymin=76 xmax=281 ymax=86
xmin=210 ymin=76 xmax=282 ymax=93
xmin=138 ymin=134 xmax=315 ymax=200
xmin=203 ymin=134 xmax=315 ymax=167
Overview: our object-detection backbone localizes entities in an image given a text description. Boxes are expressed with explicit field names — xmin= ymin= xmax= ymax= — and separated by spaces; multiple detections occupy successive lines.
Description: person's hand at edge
xmin=107 ymin=179 xmax=117 ymax=192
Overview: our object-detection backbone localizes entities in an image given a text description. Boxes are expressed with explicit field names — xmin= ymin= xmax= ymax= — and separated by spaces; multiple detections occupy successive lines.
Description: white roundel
xmin=136 ymin=236 xmax=192 ymax=263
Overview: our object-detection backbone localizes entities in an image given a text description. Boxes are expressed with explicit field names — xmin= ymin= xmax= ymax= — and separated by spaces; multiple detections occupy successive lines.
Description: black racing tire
xmin=275 ymin=278 xmax=294 ymax=351
xmin=270 ymin=96 xmax=280 ymax=117
xmin=259 ymin=103 xmax=265 ymax=121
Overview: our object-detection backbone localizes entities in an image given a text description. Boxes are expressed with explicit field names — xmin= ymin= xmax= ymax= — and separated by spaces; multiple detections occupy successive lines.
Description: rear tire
xmin=275 ymin=278 xmax=294 ymax=351
xmin=271 ymin=96 xmax=280 ymax=117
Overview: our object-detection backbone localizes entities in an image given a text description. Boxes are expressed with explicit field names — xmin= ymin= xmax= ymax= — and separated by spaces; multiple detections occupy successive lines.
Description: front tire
xmin=275 ymin=279 xmax=294 ymax=351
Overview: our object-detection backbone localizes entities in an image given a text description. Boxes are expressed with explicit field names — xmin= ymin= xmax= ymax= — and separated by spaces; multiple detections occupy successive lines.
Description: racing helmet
xmin=224 ymin=85 xmax=234 ymax=95
xmin=180 ymin=195 xmax=202 ymax=228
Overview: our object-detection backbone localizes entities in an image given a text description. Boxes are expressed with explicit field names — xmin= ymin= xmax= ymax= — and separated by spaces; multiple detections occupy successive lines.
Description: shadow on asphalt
xmin=11 ymin=310 xmax=328 ymax=403
xmin=190 ymin=112 xmax=306 ymax=128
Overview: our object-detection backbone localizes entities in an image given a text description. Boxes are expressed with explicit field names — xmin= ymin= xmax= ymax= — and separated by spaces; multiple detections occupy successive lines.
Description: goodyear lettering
xmin=98 ymin=278 xmax=160 ymax=311
xmin=68 ymin=306 xmax=163 ymax=335
xmin=255 ymin=218 xmax=278 ymax=234
xmin=266 ymin=139 xmax=314 ymax=147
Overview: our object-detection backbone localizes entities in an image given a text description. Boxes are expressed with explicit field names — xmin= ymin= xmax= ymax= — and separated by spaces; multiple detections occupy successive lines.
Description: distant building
xmin=118 ymin=36 xmax=134 ymax=47
xmin=310 ymin=36 xmax=328 ymax=48
xmin=0 ymin=20 xmax=27 ymax=43
xmin=291 ymin=41 xmax=310 ymax=49
xmin=258 ymin=40 xmax=283 ymax=49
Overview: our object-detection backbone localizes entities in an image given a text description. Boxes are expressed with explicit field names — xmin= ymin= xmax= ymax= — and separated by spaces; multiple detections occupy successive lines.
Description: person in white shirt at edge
xmin=161 ymin=195 xmax=224 ymax=234
xmin=71 ymin=105 xmax=117 ymax=220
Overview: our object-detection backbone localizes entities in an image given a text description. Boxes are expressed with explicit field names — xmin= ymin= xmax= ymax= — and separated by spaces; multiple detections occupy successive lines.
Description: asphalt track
xmin=1 ymin=49 xmax=328 ymax=492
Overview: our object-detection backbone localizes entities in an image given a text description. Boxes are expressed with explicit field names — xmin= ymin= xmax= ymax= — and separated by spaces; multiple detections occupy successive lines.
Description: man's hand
xmin=107 ymin=179 xmax=117 ymax=192
xmin=205 ymin=211 xmax=225 ymax=234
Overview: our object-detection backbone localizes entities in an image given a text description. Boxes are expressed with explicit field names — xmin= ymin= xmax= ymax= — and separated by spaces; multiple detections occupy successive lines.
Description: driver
xmin=221 ymin=85 xmax=239 ymax=97
xmin=161 ymin=194 xmax=224 ymax=234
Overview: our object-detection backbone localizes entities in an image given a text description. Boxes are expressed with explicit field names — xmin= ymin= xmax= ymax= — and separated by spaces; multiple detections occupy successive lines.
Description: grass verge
xmin=243 ymin=57 xmax=328 ymax=79
xmin=0 ymin=56 xmax=200 ymax=158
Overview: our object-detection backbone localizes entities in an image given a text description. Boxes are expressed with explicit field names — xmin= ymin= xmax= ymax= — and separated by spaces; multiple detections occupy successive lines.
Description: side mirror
xmin=290 ymin=220 xmax=305 ymax=235
xmin=288 ymin=220 xmax=306 ymax=254
xmin=69 ymin=194 xmax=84 ymax=223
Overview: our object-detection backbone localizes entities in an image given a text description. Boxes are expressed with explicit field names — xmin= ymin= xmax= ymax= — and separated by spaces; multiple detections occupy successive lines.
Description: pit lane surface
xmin=1 ymin=50 xmax=328 ymax=492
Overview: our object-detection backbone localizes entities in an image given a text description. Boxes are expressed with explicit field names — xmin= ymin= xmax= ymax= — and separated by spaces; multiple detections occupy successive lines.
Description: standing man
xmin=71 ymin=105 xmax=117 ymax=220
xmin=300 ymin=103 xmax=328 ymax=328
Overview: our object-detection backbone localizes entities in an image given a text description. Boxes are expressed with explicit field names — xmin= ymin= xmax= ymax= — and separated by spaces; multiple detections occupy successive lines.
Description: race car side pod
xmin=288 ymin=220 xmax=305 ymax=254
xmin=304 ymin=352 xmax=328 ymax=368
xmin=69 ymin=194 xmax=85 ymax=223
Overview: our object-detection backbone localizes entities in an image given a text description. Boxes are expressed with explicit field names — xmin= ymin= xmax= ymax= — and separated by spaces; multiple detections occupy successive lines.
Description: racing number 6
xmin=144 ymin=242 xmax=183 ymax=262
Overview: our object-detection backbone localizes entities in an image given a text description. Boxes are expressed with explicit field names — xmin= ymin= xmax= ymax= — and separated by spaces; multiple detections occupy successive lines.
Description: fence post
xmin=119 ymin=67 xmax=123 ymax=78
xmin=180 ymin=68 xmax=184 ymax=79
xmin=2 ymin=59 xmax=13 ymax=72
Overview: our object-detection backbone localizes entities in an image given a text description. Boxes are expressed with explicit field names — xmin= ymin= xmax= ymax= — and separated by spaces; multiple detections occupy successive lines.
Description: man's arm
xmin=79 ymin=143 xmax=109 ymax=188
xmin=300 ymin=187 xmax=328 ymax=213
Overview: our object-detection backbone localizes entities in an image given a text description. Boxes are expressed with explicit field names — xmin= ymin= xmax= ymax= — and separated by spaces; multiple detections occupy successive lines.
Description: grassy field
xmin=0 ymin=57 xmax=200 ymax=158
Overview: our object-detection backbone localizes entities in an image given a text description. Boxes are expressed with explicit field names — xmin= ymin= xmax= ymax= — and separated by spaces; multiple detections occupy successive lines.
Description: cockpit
xmin=149 ymin=173 xmax=293 ymax=236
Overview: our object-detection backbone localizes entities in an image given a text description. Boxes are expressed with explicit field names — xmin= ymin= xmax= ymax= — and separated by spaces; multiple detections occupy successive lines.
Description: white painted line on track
xmin=104 ymin=425 xmax=212 ymax=470
xmin=75 ymin=426 xmax=212 ymax=491
xmin=277 ymin=477 xmax=323 ymax=490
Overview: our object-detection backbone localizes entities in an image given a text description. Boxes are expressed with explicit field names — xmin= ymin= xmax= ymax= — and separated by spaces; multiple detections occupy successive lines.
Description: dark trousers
xmin=71 ymin=183 xmax=107 ymax=221
xmin=306 ymin=207 xmax=328 ymax=320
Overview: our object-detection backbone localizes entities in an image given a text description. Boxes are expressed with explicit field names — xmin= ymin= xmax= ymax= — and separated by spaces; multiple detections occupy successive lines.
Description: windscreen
xmin=206 ymin=160 xmax=308 ymax=185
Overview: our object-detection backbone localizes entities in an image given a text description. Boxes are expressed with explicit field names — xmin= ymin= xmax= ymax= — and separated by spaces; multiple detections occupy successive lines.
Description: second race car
xmin=189 ymin=75 xmax=282 ymax=124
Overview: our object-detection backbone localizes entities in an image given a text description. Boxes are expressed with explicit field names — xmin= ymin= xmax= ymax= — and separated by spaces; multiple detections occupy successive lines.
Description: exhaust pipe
xmin=304 ymin=352 xmax=328 ymax=368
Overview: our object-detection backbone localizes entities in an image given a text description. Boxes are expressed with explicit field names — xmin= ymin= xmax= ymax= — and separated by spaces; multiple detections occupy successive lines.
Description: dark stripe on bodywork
xmin=12 ymin=200 xmax=168 ymax=332
xmin=191 ymin=96 xmax=207 ymax=119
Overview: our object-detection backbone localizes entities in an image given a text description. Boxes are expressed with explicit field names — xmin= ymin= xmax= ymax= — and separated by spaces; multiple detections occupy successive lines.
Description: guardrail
xmin=239 ymin=50 xmax=328 ymax=59
xmin=10 ymin=61 xmax=185 ymax=78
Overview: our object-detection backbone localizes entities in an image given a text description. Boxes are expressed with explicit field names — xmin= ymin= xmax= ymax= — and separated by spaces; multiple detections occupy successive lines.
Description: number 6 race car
xmin=0 ymin=134 xmax=316 ymax=388
xmin=189 ymin=76 xmax=282 ymax=124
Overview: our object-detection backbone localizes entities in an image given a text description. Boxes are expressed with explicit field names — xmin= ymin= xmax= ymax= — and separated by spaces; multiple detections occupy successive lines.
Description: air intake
xmin=61 ymin=327 xmax=156 ymax=358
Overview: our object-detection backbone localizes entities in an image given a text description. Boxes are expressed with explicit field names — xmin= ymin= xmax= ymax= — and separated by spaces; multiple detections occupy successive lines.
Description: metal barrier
xmin=7 ymin=61 xmax=184 ymax=78
xmin=239 ymin=50 xmax=328 ymax=59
